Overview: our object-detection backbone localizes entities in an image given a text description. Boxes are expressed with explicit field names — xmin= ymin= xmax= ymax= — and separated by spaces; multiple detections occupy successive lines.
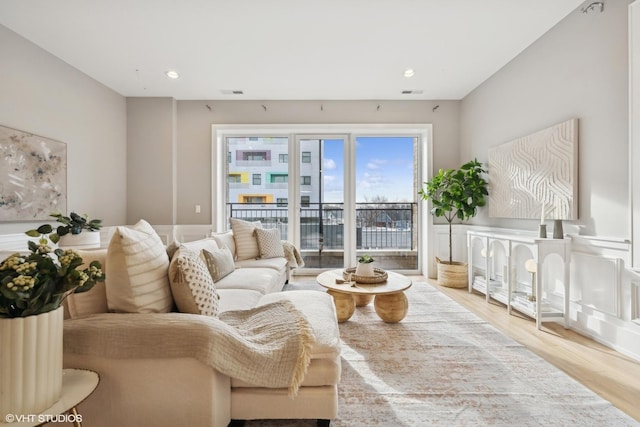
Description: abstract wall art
xmin=488 ymin=118 xmax=578 ymax=220
xmin=0 ymin=125 xmax=67 ymax=221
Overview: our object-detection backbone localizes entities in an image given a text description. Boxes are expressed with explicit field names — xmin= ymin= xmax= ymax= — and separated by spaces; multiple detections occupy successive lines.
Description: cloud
xmin=324 ymin=158 xmax=336 ymax=170
xmin=366 ymin=159 xmax=387 ymax=170
xmin=358 ymin=172 xmax=384 ymax=189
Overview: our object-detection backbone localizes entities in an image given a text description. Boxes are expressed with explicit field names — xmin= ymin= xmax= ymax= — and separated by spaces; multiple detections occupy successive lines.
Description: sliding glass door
xmin=296 ymin=136 xmax=346 ymax=269
xmin=218 ymin=127 xmax=423 ymax=274
xmin=355 ymin=136 xmax=418 ymax=270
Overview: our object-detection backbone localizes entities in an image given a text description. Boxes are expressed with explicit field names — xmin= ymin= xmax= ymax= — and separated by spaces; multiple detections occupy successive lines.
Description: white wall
xmin=460 ymin=0 xmax=630 ymax=239
xmin=0 ymin=24 xmax=127 ymax=232
xmin=457 ymin=1 xmax=640 ymax=361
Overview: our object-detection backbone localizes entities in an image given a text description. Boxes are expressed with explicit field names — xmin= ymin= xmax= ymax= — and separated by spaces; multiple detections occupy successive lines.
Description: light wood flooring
xmin=412 ymin=276 xmax=640 ymax=422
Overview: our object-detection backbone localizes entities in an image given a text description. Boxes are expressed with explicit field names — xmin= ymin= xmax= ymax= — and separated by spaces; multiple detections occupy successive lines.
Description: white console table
xmin=467 ymin=230 xmax=571 ymax=329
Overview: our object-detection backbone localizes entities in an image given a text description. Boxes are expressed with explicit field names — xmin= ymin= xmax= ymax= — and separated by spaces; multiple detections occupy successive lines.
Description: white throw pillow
xmin=169 ymin=247 xmax=220 ymax=317
xmin=212 ymin=230 xmax=237 ymax=260
xmin=230 ymin=218 xmax=261 ymax=261
xmin=255 ymin=228 xmax=285 ymax=259
xmin=105 ymin=219 xmax=173 ymax=313
xmin=202 ymin=247 xmax=235 ymax=281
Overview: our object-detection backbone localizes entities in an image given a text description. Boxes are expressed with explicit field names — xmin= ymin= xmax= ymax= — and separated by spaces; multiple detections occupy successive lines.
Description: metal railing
xmin=226 ymin=202 xmax=417 ymax=251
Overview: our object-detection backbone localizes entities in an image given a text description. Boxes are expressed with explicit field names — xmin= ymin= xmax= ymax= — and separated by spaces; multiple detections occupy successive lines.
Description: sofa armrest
xmin=64 ymin=312 xmax=233 ymax=360
xmin=64 ymin=312 xmax=233 ymax=427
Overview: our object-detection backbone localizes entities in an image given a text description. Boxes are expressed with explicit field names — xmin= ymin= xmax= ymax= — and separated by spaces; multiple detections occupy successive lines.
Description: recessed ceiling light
xmin=404 ymin=68 xmax=415 ymax=78
xmin=165 ymin=70 xmax=180 ymax=79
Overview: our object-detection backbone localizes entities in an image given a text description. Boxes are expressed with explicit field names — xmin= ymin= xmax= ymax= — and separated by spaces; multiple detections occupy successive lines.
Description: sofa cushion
xmin=215 ymin=267 xmax=284 ymax=294
xmin=257 ymin=291 xmax=341 ymax=359
xmin=180 ymin=237 xmax=220 ymax=255
xmin=231 ymin=357 xmax=340 ymax=388
xmin=232 ymin=290 xmax=342 ymax=388
xmin=234 ymin=257 xmax=287 ymax=272
xmin=212 ymin=231 xmax=237 ymax=260
xmin=230 ymin=218 xmax=261 ymax=261
xmin=217 ymin=288 xmax=263 ymax=313
xmin=169 ymin=247 xmax=220 ymax=317
xmin=202 ymin=247 xmax=235 ymax=281
xmin=106 ymin=219 xmax=173 ymax=313
xmin=255 ymin=228 xmax=285 ymax=259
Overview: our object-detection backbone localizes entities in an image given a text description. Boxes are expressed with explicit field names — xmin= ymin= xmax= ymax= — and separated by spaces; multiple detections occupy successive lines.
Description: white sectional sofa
xmin=61 ymin=220 xmax=341 ymax=427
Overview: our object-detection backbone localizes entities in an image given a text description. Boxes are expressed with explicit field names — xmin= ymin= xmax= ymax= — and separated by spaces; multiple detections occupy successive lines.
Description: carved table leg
xmin=374 ymin=292 xmax=408 ymax=323
xmin=354 ymin=294 xmax=374 ymax=307
xmin=327 ymin=290 xmax=355 ymax=322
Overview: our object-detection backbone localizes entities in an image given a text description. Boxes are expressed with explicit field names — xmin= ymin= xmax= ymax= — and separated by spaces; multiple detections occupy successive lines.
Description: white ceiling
xmin=0 ymin=0 xmax=585 ymax=100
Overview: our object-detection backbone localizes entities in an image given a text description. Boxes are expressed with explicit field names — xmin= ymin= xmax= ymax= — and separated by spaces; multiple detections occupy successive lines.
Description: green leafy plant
xmin=358 ymin=254 xmax=375 ymax=264
xmin=419 ymin=159 xmax=488 ymax=264
xmin=0 ymin=231 xmax=105 ymax=318
xmin=26 ymin=212 xmax=102 ymax=244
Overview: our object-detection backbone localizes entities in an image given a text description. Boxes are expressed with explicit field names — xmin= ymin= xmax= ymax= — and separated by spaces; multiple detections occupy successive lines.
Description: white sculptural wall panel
xmin=488 ymin=118 xmax=578 ymax=220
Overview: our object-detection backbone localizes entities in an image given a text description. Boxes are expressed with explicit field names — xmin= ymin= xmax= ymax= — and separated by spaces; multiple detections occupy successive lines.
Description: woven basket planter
xmin=436 ymin=258 xmax=468 ymax=288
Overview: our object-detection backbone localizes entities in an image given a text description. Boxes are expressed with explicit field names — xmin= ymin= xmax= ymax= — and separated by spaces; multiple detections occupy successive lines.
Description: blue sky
xmin=322 ymin=136 xmax=415 ymax=203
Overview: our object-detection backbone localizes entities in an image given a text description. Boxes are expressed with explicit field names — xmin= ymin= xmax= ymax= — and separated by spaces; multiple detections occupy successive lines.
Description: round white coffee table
xmin=316 ymin=269 xmax=412 ymax=323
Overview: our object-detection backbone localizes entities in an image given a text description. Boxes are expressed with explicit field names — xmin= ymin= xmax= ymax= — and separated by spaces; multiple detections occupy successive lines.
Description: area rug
xmin=247 ymin=281 xmax=639 ymax=426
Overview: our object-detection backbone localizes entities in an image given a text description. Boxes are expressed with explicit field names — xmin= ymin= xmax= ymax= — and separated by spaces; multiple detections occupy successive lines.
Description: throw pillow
xmin=212 ymin=230 xmax=237 ymax=260
xmin=168 ymin=247 xmax=220 ymax=317
xmin=106 ymin=219 xmax=173 ymax=313
xmin=255 ymin=228 xmax=285 ymax=259
xmin=202 ymin=247 xmax=235 ymax=281
xmin=230 ymin=218 xmax=261 ymax=261
xmin=65 ymin=249 xmax=108 ymax=318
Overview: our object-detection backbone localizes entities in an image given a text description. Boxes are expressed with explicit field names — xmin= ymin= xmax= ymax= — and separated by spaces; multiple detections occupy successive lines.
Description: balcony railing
xmin=226 ymin=202 xmax=417 ymax=251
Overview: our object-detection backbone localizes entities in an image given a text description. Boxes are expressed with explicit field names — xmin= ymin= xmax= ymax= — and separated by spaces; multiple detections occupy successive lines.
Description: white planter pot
xmin=0 ymin=307 xmax=63 ymax=418
xmin=58 ymin=232 xmax=100 ymax=249
xmin=355 ymin=262 xmax=375 ymax=277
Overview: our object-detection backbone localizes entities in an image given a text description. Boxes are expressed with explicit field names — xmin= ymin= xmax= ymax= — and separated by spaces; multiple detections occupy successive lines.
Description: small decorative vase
xmin=553 ymin=220 xmax=564 ymax=239
xmin=0 ymin=307 xmax=63 ymax=418
xmin=58 ymin=231 xmax=101 ymax=249
xmin=355 ymin=262 xmax=375 ymax=277
xmin=538 ymin=224 xmax=547 ymax=238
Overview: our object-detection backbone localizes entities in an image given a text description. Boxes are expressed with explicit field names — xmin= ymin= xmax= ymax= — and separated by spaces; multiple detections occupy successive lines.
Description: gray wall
xmin=126 ymin=97 xmax=177 ymax=225
xmin=460 ymin=1 xmax=631 ymax=238
xmin=4 ymin=0 xmax=630 ymax=238
xmin=0 ymin=24 xmax=127 ymax=232
xmin=172 ymin=100 xmax=461 ymax=224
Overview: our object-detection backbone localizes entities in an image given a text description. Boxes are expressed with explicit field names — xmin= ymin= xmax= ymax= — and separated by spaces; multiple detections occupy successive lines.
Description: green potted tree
xmin=419 ymin=159 xmax=488 ymax=288
xmin=27 ymin=212 xmax=103 ymax=248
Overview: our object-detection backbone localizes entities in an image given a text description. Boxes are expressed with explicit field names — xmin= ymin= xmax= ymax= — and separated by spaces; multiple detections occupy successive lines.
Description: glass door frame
xmin=293 ymin=134 xmax=350 ymax=273
xmin=212 ymin=124 xmax=433 ymax=277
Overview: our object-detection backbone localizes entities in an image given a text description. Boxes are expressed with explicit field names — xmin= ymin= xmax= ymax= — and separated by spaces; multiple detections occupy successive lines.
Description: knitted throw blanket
xmin=63 ymin=300 xmax=314 ymax=397
xmin=282 ymin=241 xmax=305 ymax=268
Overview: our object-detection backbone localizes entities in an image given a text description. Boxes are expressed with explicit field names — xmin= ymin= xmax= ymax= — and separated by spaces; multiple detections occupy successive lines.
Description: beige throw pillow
xmin=105 ymin=219 xmax=173 ymax=313
xmin=65 ymin=248 xmax=109 ymax=318
xmin=169 ymin=248 xmax=220 ymax=317
xmin=255 ymin=228 xmax=285 ymax=259
xmin=212 ymin=231 xmax=237 ymax=260
xmin=230 ymin=218 xmax=261 ymax=261
xmin=202 ymin=247 xmax=235 ymax=281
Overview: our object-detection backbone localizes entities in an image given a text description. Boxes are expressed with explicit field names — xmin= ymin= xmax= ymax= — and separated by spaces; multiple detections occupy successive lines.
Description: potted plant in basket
xmin=0 ymin=230 xmax=105 ymax=418
xmin=419 ymin=159 xmax=488 ymax=288
xmin=27 ymin=211 xmax=102 ymax=248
